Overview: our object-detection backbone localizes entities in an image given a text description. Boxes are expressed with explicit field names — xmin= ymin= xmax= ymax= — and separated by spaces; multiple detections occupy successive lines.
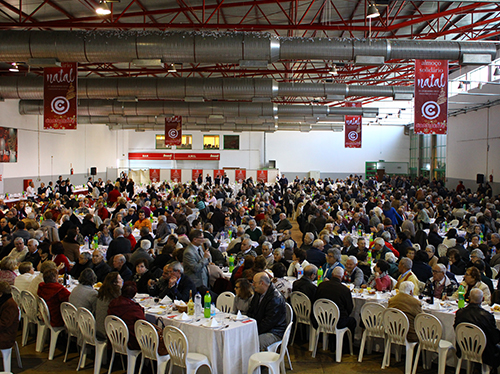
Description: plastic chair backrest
xmin=105 ymin=315 xmax=129 ymax=355
xmin=61 ymin=302 xmax=79 ymax=337
xmin=455 ymin=322 xmax=486 ymax=364
xmin=285 ymin=303 xmax=293 ymax=325
xmin=313 ymin=299 xmax=340 ymax=334
xmin=216 ymin=292 xmax=235 ymax=313
xmin=77 ymin=307 xmax=97 ymax=345
xmin=20 ymin=290 xmax=38 ymax=322
xmin=360 ymin=302 xmax=386 ymax=338
xmin=37 ymin=297 xmax=51 ymax=326
xmin=279 ymin=322 xmax=294 ymax=362
xmin=414 ymin=313 xmax=443 ymax=352
xmin=290 ymin=291 xmax=311 ymax=325
xmin=134 ymin=319 xmax=160 ymax=360
xmin=437 ymin=244 xmax=448 ymax=257
xmin=383 ymin=308 xmax=409 ymax=346
xmin=163 ymin=326 xmax=188 ymax=369
xmin=11 ymin=286 xmax=21 ymax=306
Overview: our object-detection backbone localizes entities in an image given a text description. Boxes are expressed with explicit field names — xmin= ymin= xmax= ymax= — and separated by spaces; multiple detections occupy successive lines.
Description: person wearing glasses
xmin=421 ymin=264 xmax=458 ymax=300
xmin=452 ymin=266 xmax=491 ymax=304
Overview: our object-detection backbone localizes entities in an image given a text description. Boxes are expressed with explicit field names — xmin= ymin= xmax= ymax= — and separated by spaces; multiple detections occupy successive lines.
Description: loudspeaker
xmin=90 ymin=167 xmax=97 ymax=176
xmin=476 ymin=173 xmax=484 ymax=184
xmin=268 ymin=160 xmax=276 ymax=169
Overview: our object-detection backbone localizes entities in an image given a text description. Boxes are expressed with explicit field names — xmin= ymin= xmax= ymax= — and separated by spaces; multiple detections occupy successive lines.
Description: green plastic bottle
xmin=458 ymin=284 xmax=465 ymax=309
xmin=317 ymin=267 xmax=323 ymax=284
xmin=367 ymin=250 xmax=372 ymax=266
xmin=204 ymin=291 xmax=211 ymax=318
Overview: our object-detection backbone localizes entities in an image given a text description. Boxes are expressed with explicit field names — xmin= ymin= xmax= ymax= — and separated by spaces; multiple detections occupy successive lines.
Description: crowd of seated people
xmin=1 ymin=172 xmax=500 ymax=359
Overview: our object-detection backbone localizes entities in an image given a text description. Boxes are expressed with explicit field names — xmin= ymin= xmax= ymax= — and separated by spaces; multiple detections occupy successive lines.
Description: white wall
xmin=447 ymin=104 xmax=500 ymax=192
xmin=0 ymin=100 xmax=124 ymax=192
xmin=266 ymin=126 xmax=410 ymax=175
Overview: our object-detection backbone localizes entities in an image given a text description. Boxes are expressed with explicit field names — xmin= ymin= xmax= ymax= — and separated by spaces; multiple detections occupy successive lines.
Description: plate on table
xmin=148 ymin=308 xmax=166 ymax=315
xmin=232 ymin=314 xmax=247 ymax=321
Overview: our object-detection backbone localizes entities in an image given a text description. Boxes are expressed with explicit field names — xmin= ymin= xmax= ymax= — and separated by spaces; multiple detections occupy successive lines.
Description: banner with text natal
xmin=414 ymin=60 xmax=448 ymax=134
xmin=149 ymin=169 xmax=160 ymax=183
xmin=44 ymin=62 xmax=78 ymax=129
xmin=344 ymin=102 xmax=362 ymax=148
xmin=170 ymin=169 xmax=181 ymax=183
xmin=165 ymin=116 xmax=182 ymax=145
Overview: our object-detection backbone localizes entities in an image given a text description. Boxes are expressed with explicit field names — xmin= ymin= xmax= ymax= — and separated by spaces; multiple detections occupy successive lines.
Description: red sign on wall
xmin=257 ymin=170 xmax=268 ymax=183
xmin=149 ymin=169 xmax=160 ymax=182
xmin=175 ymin=153 xmax=220 ymax=161
xmin=414 ymin=60 xmax=448 ymax=134
xmin=165 ymin=116 xmax=182 ymax=146
xmin=344 ymin=102 xmax=362 ymax=148
xmin=192 ymin=169 xmax=203 ymax=182
xmin=170 ymin=169 xmax=181 ymax=182
xmin=128 ymin=153 xmax=174 ymax=160
xmin=235 ymin=169 xmax=246 ymax=183
xmin=214 ymin=169 xmax=224 ymax=179
xmin=44 ymin=62 xmax=78 ymax=130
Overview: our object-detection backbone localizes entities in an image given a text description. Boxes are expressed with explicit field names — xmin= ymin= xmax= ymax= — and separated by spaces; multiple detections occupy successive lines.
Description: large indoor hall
xmin=0 ymin=1 xmax=500 ymax=374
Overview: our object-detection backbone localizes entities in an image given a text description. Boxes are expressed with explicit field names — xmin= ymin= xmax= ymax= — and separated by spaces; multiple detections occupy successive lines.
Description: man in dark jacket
xmin=148 ymin=262 xmax=197 ymax=302
xmin=292 ymin=264 xmax=317 ymax=301
xmin=313 ymin=266 xmax=356 ymax=335
xmin=454 ymin=288 xmax=500 ymax=369
xmin=91 ymin=250 xmax=112 ymax=283
xmin=248 ymin=272 xmax=287 ymax=351
xmin=107 ymin=227 xmax=132 ymax=261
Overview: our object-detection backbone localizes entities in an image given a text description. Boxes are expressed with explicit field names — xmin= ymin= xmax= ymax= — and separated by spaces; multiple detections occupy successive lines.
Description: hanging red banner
xmin=128 ymin=153 xmax=219 ymax=161
xmin=170 ymin=169 xmax=182 ymax=182
xmin=257 ymin=170 xmax=268 ymax=183
xmin=149 ymin=169 xmax=160 ymax=182
xmin=414 ymin=60 xmax=448 ymax=134
xmin=214 ymin=169 xmax=224 ymax=179
xmin=235 ymin=169 xmax=246 ymax=183
xmin=344 ymin=102 xmax=362 ymax=148
xmin=192 ymin=169 xmax=203 ymax=182
xmin=43 ymin=62 xmax=78 ymax=130
xmin=165 ymin=116 xmax=182 ymax=145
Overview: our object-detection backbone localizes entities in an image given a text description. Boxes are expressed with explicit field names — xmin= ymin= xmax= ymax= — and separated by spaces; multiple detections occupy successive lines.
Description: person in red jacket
xmin=0 ymin=281 xmax=19 ymax=351
xmin=107 ymin=281 xmax=146 ymax=350
xmin=37 ymin=268 xmax=70 ymax=327
xmin=108 ymin=186 xmax=121 ymax=205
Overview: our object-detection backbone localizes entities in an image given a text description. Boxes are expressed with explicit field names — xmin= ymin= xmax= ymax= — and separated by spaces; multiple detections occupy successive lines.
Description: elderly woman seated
xmin=69 ymin=268 xmax=98 ymax=313
xmin=0 ymin=281 xmax=19 ymax=353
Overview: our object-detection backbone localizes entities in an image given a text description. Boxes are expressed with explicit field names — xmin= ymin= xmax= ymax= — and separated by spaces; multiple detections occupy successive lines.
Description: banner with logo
xmin=414 ymin=60 xmax=448 ymax=134
xmin=214 ymin=169 xmax=224 ymax=179
xmin=235 ymin=169 xmax=246 ymax=183
xmin=192 ymin=169 xmax=203 ymax=182
xmin=170 ymin=169 xmax=182 ymax=182
xmin=257 ymin=170 xmax=268 ymax=183
xmin=0 ymin=127 xmax=17 ymax=163
xmin=44 ymin=62 xmax=78 ymax=130
xmin=165 ymin=116 xmax=182 ymax=145
xmin=344 ymin=102 xmax=362 ymax=148
xmin=149 ymin=169 xmax=160 ymax=182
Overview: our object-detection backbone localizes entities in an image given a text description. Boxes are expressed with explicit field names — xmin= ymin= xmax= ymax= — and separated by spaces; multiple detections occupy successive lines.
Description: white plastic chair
xmin=455 ymin=322 xmax=490 ymax=374
xmin=358 ymin=302 xmax=386 ymax=362
xmin=11 ymin=286 xmax=21 ymax=307
xmin=77 ymin=307 xmax=107 ymax=374
xmin=216 ymin=291 xmax=235 ymax=314
xmin=60 ymin=302 xmax=80 ymax=362
xmin=0 ymin=306 xmax=22 ymax=372
xmin=37 ymin=297 xmax=66 ymax=360
xmin=267 ymin=303 xmax=294 ymax=373
xmin=248 ymin=322 xmax=293 ymax=374
xmin=381 ymin=308 xmax=418 ymax=374
xmin=312 ymin=299 xmax=353 ymax=362
xmin=163 ymin=325 xmax=212 ymax=374
xmin=105 ymin=315 xmax=141 ymax=374
xmin=290 ymin=291 xmax=311 ymax=345
xmin=412 ymin=313 xmax=454 ymax=374
xmin=492 ymin=267 xmax=498 ymax=280
xmin=20 ymin=290 xmax=38 ymax=347
xmin=134 ymin=319 xmax=170 ymax=374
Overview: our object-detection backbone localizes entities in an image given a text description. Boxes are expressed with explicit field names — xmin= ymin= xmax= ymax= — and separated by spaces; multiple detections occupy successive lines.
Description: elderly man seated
xmin=395 ymin=257 xmax=421 ymax=295
xmin=421 ymin=263 xmax=458 ymax=300
xmin=342 ymin=255 xmax=364 ymax=288
xmin=148 ymin=262 xmax=197 ymax=302
xmin=388 ymin=281 xmax=422 ymax=342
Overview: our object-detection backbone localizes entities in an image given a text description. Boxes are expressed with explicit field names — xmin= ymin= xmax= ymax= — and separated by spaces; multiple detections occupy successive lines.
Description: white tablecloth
xmin=146 ymin=311 xmax=259 ymax=374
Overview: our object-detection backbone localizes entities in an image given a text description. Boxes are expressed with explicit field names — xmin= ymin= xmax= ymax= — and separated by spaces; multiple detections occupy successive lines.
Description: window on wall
xmin=155 ymin=135 xmax=172 ymax=149
xmin=224 ymin=135 xmax=239 ymax=150
xmin=177 ymin=135 xmax=193 ymax=150
xmin=203 ymin=135 xmax=219 ymax=150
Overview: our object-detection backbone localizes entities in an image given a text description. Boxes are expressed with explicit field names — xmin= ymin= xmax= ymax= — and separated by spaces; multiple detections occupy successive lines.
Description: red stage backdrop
xmin=44 ymin=62 xmax=78 ymax=130
xmin=165 ymin=116 xmax=182 ymax=145
xmin=414 ymin=60 xmax=448 ymax=134
xmin=192 ymin=169 xmax=203 ymax=182
xmin=149 ymin=169 xmax=160 ymax=182
xmin=214 ymin=169 xmax=224 ymax=179
xmin=170 ymin=169 xmax=181 ymax=182
xmin=344 ymin=102 xmax=362 ymax=148
xmin=257 ymin=170 xmax=268 ymax=183
xmin=235 ymin=169 xmax=246 ymax=183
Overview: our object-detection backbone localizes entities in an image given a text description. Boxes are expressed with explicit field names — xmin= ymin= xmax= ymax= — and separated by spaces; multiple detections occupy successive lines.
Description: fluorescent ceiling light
xmin=96 ymin=2 xmax=111 ymax=15
xmin=9 ymin=63 xmax=19 ymax=72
